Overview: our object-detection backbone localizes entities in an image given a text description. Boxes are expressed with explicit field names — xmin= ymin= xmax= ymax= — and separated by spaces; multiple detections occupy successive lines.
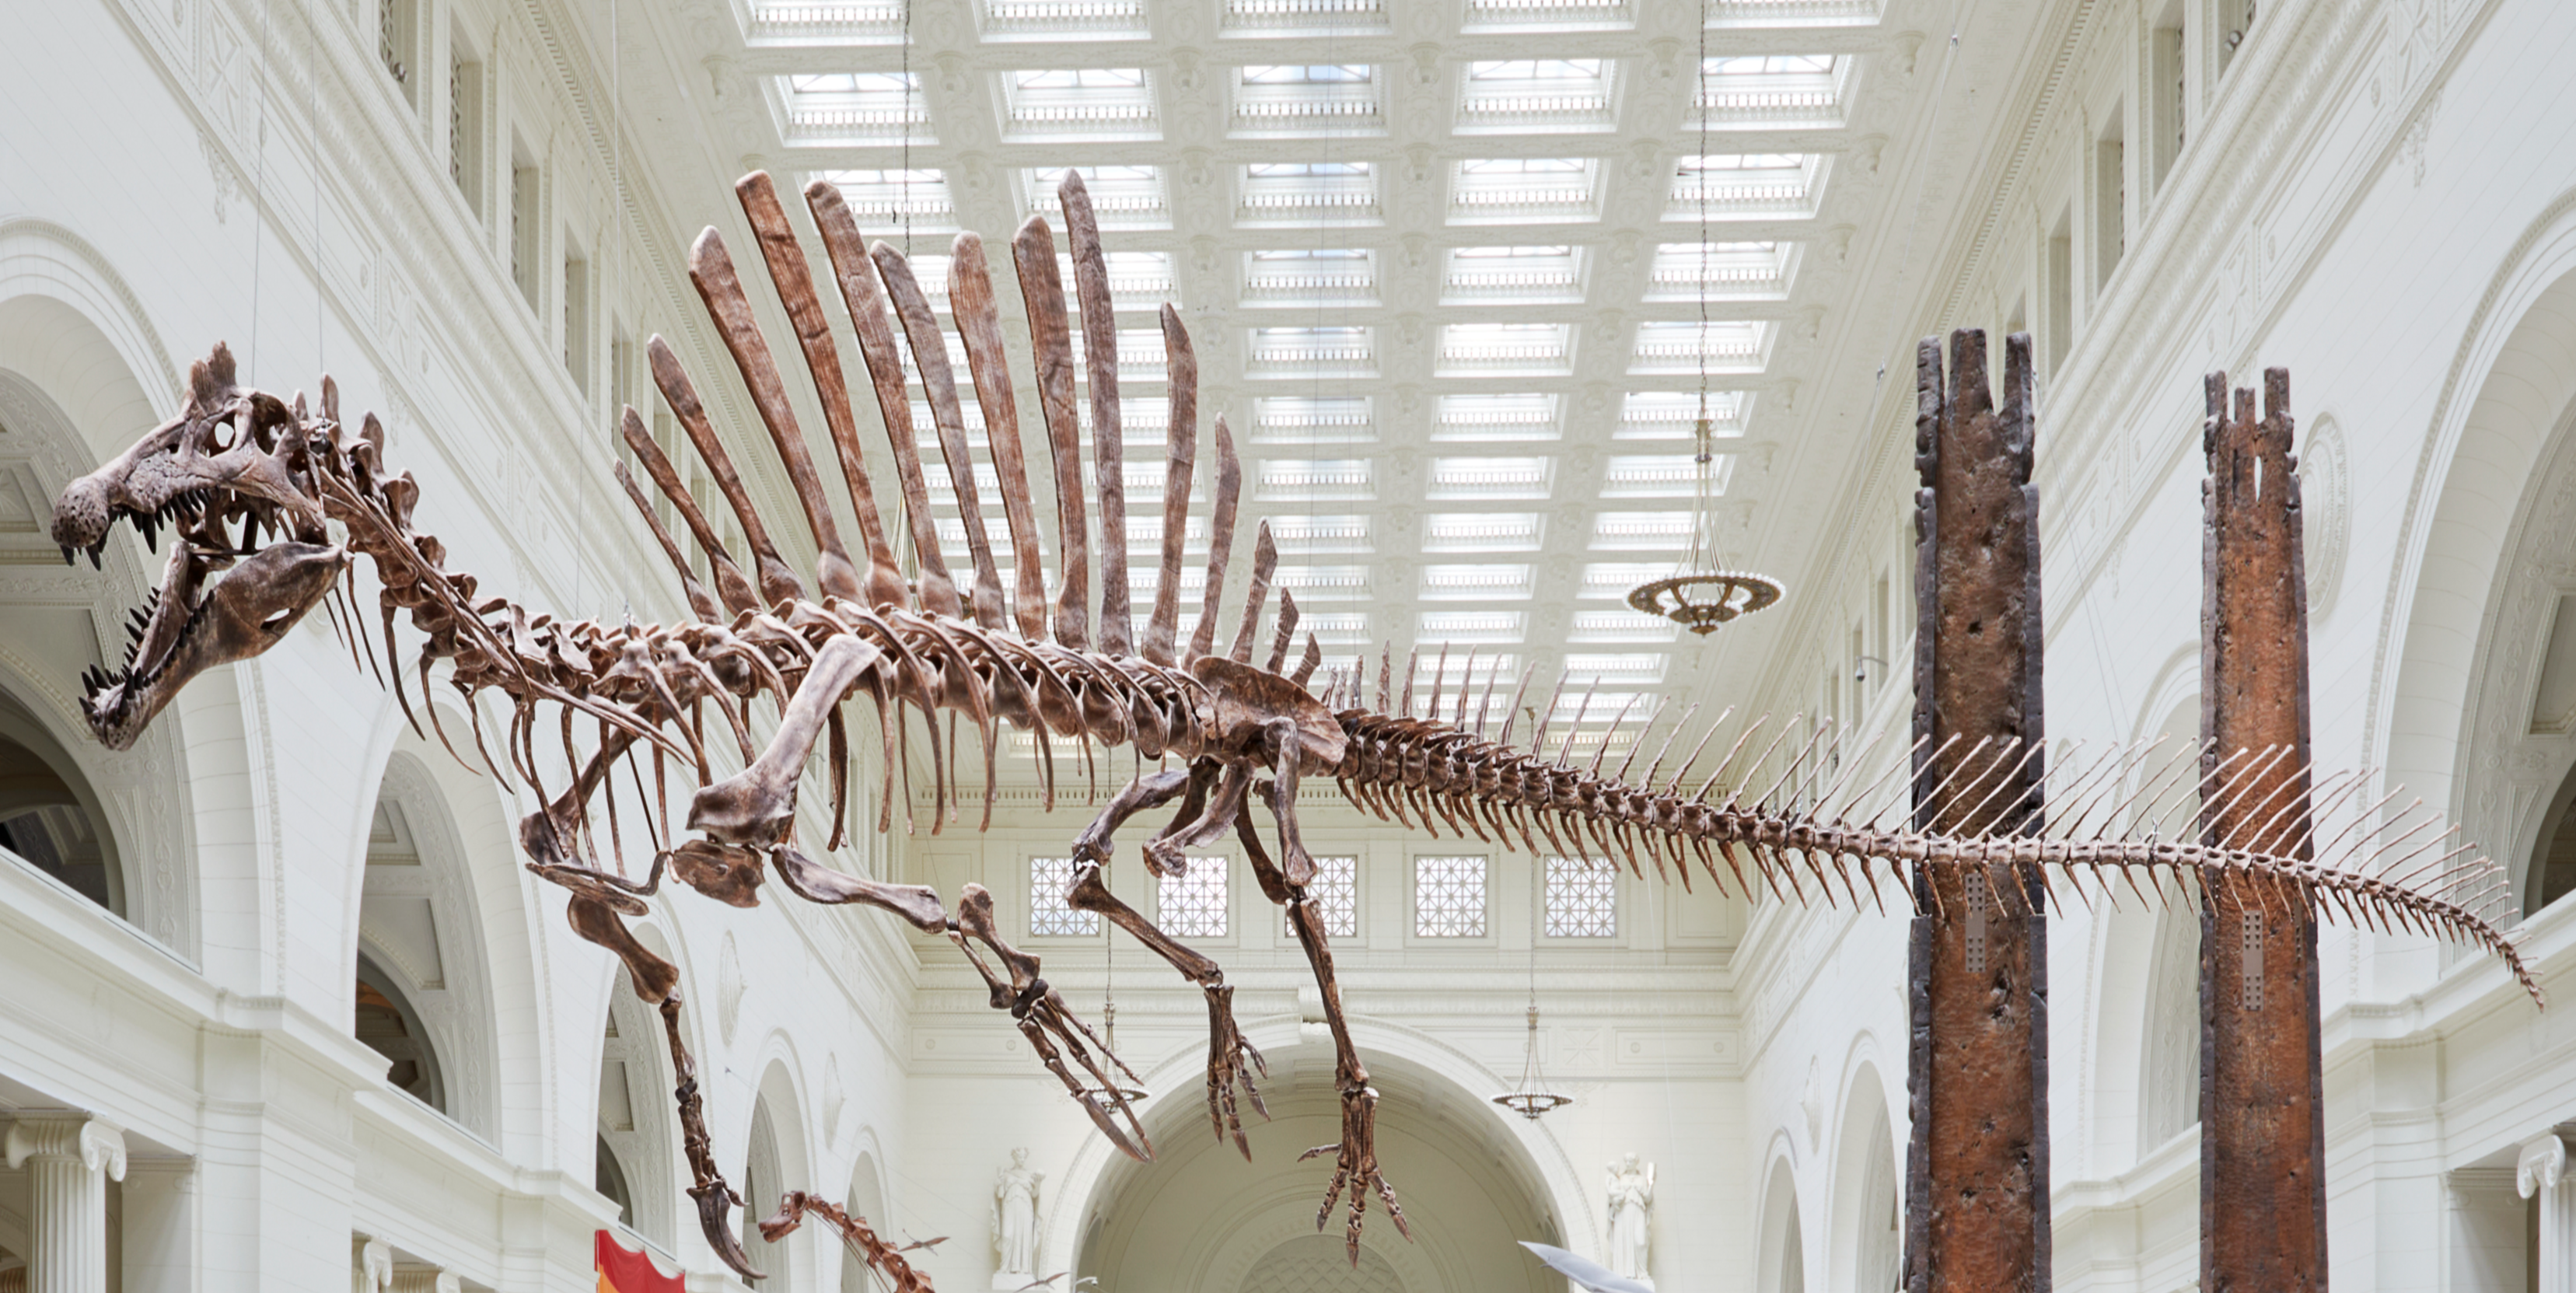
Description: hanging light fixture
xmin=1494 ymin=893 xmax=1572 ymax=1120
xmin=1627 ymin=0 xmax=1785 ymax=637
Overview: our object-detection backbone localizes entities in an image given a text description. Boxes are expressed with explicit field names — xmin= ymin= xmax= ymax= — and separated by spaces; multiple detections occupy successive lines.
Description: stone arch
xmin=838 ymin=1144 xmax=888 ymax=1293
xmin=1046 ymin=1015 xmax=1586 ymax=1288
xmin=740 ymin=1051 xmax=816 ymax=1288
xmin=0 ymin=315 xmax=196 ymax=959
xmin=1060 ymin=1016 xmax=1578 ymax=1293
xmin=597 ymin=952 xmax=681 ymax=1250
xmin=2376 ymin=190 xmax=2576 ymax=910
xmin=1756 ymin=1151 xmax=1806 ymax=1293
xmin=1825 ymin=1057 xmax=1899 ymax=1293
xmin=345 ymin=746 xmax=508 ymax=1141
xmin=2087 ymin=682 xmax=2201 ymax=1172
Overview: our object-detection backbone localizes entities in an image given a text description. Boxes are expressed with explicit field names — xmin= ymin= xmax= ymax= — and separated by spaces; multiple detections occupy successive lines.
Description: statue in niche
xmin=991 ymin=1148 xmax=1043 ymax=1284
xmin=1606 ymin=1152 xmax=1655 ymax=1285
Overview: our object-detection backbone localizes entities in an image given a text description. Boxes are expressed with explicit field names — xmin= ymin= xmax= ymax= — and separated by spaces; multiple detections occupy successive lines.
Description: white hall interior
xmin=4 ymin=0 xmax=2576 ymax=1290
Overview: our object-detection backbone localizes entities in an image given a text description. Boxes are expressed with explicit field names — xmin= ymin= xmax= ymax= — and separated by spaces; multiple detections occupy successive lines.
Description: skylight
xmin=1451 ymin=157 xmax=1603 ymax=223
xmin=749 ymin=2 xmax=906 ymax=40
xmin=1022 ymin=166 xmax=1169 ymax=228
xmin=1051 ymin=249 xmax=1174 ymax=304
xmin=1221 ymin=0 xmax=1389 ymax=36
xmin=1251 ymin=395 xmax=1376 ymax=444
xmin=1571 ymin=610 xmax=1681 ymax=644
xmin=1246 ymin=325 xmax=1375 ymax=377
xmin=1423 ymin=513 xmax=1546 ymax=553
xmin=1001 ymin=68 xmax=1158 ymax=139
xmin=1267 ymin=515 xmax=1373 ymax=554
xmin=806 ymin=169 xmax=957 ymax=232
xmin=1234 ymin=64 xmax=1383 ymax=137
xmin=1696 ymin=54 xmax=1851 ymax=128
xmin=1601 ymin=453 xmax=1732 ymax=498
xmin=1257 ymin=458 xmax=1374 ymax=501
xmin=1300 ymin=612 xmax=1373 ymax=648
xmin=1420 ymin=564 xmax=1537 ymax=601
xmin=1667 ymin=154 xmax=1825 ymax=218
xmin=1563 ymin=653 xmax=1669 ymax=685
xmin=1444 ymin=244 xmax=1585 ymax=303
xmin=1619 ymin=390 xmax=1749 ymax=439
xmin=1589 ymin=512 xmax=1697 ymax=550
xmin=1429 ymin=456 xmax=1554 ymax=501
xmin=1459 ymin=58 xmax=1620 ymax=133
xmin=1630 ymin=320 xmax=1769 ymax=374
xmin=1417 ymin=610 xmax=1528 ymax=645
xmin=1271 ymin=565 xmax=1374 ymax=601
xmin=978 ymin=0 xmax=1150 ymax=39
xmin=1435 ymin=393 xmax=1563 ymax=442
xmin=778 ymin=72 xmax=931 ymax=143
xmin=1246 ymin=65 xmax=1372 ymax=83
xmin=1239 ymin=162 xmax=1382 ymax=225
xmin=1704 ymin=0 xmax=1883 ymax=24
xmin=1065 ymin=327 xmax=1168 ymax=381
xmin=1580 ymin=564 xmax=1674 ymax=599
xmin=1463 ymin=0 xmax=1634 ymax=32
xmin=1243 ymin=247 xmax=1377 ymax=306
xmin=1438 ymin=321 xmax=1575 ymax=376
xmin=1647 ymin=241 xmax=1795 ymax=300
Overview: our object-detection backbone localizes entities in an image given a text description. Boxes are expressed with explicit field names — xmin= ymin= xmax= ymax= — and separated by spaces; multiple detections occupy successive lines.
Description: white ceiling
xmin=602 ymin=0 xmax=2028 ymax=750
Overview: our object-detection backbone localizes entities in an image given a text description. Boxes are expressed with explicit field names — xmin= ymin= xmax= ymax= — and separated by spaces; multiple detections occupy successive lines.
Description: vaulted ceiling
xmin=601 ymin=0 xmax=2034 ymax=754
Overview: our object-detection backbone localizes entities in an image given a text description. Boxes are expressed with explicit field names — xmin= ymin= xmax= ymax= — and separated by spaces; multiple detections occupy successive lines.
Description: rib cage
xmin=132 ymin=167 xmax=2537 ymax=1284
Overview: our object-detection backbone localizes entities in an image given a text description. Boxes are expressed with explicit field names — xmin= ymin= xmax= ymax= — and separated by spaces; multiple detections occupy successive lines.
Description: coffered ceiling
xmin=599 ymin=0 xmax=2032 ymax=757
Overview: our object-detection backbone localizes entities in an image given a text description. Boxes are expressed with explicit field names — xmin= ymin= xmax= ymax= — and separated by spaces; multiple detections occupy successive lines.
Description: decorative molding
xmin=2522 ymin=1132 xmax=2567 ymax=1198
xmin=2 ymin=1117 xmax=128 ymax=1180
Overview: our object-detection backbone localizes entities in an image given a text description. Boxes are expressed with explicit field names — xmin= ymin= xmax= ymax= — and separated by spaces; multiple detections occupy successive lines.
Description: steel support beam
xmin=2200 ymin=369 xmax=2327 ymax=1293
xmin=1907 ymin=330 xmax=2050 ymax=1293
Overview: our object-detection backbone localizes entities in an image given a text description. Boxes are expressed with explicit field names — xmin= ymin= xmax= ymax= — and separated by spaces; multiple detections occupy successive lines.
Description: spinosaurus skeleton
xmin=47 ymin=171 xmax=2539 ymax=1288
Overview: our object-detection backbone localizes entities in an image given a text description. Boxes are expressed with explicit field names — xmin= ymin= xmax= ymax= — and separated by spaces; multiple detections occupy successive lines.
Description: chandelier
xmin=1627 ymin=0 xmax=1784 ymax=636
xmin=1492 ymin=1002 xmax=1574 ymax=1120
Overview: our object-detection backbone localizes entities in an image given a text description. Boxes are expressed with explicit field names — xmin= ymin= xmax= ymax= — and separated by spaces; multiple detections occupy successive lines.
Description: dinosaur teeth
xmin=61 ymin=545 xmax=73 ymax=566
xmin=87 ymin=542 xmax=103 ymax=569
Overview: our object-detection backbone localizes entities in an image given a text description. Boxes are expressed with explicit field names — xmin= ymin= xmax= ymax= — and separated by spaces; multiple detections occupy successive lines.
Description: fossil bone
xmin=49 ymin=170 xmax=2541 ymax=1284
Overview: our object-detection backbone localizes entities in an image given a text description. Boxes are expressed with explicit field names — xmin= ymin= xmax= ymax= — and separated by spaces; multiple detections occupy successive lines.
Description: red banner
xmin=596 ymin=1230 xmax=686 ymax=1293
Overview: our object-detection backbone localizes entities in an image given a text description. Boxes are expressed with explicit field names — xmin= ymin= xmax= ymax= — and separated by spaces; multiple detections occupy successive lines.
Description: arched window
xmin=2138 ymin=907 xmax=2200 ymax=1150
xmin=355 ymin=952 xmax=446 ymax=1110
xmin=598 ymin=984 xmax=677 ymax=1247
xmin=842 ymin=1152 xmax=886 ymax=1293
xmin=596 ymin=1134 xmax=636 ymax=1228
xmin=2525 ymin=760 xmax=2576 ymax=914
xmin=0 ymin=690 xmax=122 ymax=917
xmin=743 ymin=1098 xmax=790 ymax=1287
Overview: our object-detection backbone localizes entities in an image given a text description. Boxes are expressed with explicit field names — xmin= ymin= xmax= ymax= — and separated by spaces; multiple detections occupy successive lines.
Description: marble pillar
xmin=2 ymin=1119 xmax=127 ymax=1293
xmin=2522 ymin=1134 xmax=2573 ymax=1293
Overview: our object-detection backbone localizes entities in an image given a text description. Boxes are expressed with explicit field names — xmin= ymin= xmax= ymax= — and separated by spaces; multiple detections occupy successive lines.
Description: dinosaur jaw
xmin=83 ymin=537 xmax=346 ymax=750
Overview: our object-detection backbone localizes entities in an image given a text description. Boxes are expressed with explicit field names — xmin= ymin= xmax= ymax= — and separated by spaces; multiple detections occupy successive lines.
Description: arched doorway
xmin=1074 ymin=1043 xmax=1566 ymax=1293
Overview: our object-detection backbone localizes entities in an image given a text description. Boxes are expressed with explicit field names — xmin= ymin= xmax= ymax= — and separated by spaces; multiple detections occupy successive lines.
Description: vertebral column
xmin=2200 ymin=369 xmax=2326 ymax=1293
xmin=1907 ymin=330 xmax=2050 ymax=1293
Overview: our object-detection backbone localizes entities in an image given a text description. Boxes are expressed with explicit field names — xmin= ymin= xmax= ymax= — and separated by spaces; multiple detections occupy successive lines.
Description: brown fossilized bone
xmin=50 ymin=169 xmax=2539 ymax=1279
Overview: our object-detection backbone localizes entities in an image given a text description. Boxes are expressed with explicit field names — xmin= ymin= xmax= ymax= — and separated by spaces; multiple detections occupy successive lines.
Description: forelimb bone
xmin=690 ymin=634 xmax=884 ymax=844
xmin=947 ymin=884 xmax=1152 ymax=1159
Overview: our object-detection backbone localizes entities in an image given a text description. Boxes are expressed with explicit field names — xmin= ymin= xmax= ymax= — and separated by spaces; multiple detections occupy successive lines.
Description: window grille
xmin=1545 ymin=857 xmax=1617 ymax=937
xmin=1029 ymin=858 xmax=1097 ymax=936
xmin=1414 ymin=856 xmax=1487 ymax=937
xmin=1158 ymin=859 xmax=1228 ymax=938
xmin=1289 ymin=856 xmax=1358 ymax=938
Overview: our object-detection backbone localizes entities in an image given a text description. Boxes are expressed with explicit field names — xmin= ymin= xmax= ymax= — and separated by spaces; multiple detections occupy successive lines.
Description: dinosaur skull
xmin=51 ymin=344 xmax=345 ymax=750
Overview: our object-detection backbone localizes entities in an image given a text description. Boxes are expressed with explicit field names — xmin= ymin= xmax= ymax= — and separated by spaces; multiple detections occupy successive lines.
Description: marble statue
xmin=1606 ymin=1152 xmax=1655 ymax=1285
xmin=992 ymin=1148 xmax=1043 ymax=1285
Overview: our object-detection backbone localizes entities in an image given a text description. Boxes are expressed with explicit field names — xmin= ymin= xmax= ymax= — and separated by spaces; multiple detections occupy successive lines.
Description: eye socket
xmin=261 ymin=610 xmax=295 ymax=632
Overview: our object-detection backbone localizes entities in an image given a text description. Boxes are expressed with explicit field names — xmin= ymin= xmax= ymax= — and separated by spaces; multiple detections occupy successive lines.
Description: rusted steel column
xmin=1906 ymin=329 xmax=2050 ymax=1293
xmin=2200 ymin=368 xmax=2327 ymax=1293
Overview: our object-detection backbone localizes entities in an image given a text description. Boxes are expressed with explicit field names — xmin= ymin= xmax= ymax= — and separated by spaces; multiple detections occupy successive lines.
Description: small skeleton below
xmin=49 ymin=169 xmax=2537 ymax=1284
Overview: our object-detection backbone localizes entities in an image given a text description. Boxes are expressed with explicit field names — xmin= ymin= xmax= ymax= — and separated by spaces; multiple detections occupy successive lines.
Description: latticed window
xmin=1545 ymin=857 xmax=1617 ymax=937
xmin=1159 ymin=859 xmax=1228 ymax=938
xmin=1414 ymin=856 xmax=1487 ymax=937
xmin=1288 ymin=856 xmax=1358 ymax=938
xmin=1029 ymin=858 xmax=1096 ymax=936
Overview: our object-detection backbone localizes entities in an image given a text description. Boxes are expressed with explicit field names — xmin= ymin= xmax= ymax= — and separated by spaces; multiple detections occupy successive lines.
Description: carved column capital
xmin=2 ymin=1118 xmax=126 ymax=1182
xmin=352 ymin=1236 xmax=393 ymax=1293
xmin=2522 ymin=1134 xmax=2568 ymax=1199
